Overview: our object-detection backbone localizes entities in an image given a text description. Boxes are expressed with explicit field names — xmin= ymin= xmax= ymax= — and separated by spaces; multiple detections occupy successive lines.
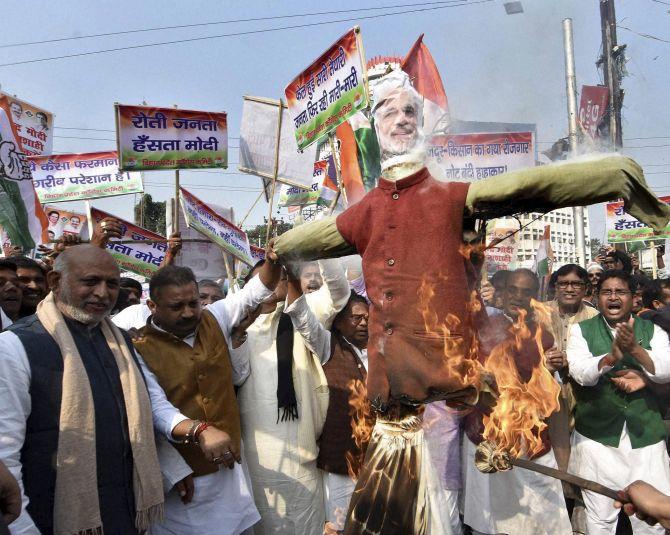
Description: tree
xmin=245 ymin=218 xmax=293 ymax=249
xmin=134 ymin=193 xmax=166 ymax=235
xmin=588 ymin=237 xmax=603 ymax=260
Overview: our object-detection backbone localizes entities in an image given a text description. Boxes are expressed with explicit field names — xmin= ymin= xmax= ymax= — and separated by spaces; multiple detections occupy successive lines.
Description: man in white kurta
xmin=238 ymin=259 xmax=349 ymax=534
xmin=567 ymin=271 xmax=670 ymax=535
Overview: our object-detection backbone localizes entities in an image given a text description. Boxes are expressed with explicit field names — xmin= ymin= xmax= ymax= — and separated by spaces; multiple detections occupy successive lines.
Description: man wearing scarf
xmin=131 ymin=258 xmax=282 ymax=535
xmin=272 ymin=69 xmax=670 ymax=534
xmin=0 ymin=245 xmax=226 ymax=534
xmin=238 ymin=258 xmax=348 ymax=534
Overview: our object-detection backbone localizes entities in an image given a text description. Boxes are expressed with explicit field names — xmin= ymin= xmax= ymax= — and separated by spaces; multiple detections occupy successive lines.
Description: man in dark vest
xmin=132 ymin=259 xmax=282 ymax=535
xmin=0 ymin=245 xmax=235 ymax=534
xmin=319 ymin=291 xmax=371 ymax=532
xmin=567 ymin=270 xmax=670 ymax=535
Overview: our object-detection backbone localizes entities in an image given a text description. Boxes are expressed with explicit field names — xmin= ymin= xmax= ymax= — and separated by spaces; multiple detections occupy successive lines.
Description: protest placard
xmin=89 ymin=207 xmax=166 ymax=277
xmin=44 ymin=205 xmax=87 ymax=242
xmin=28 ymin=151 xmax=143 ymax=202
xmin=116 ymin=105 xmax=228 ymax=171
xmin=250 ymin=245 xmax=266 ymax=263
xmin=426 ymin=132 xmax=535 ymax=182
xmin=1 ymin=93 xmax=54 ymax=156
xmin=278 ymin=159 xmax=329 ymax=207
xmin=606 ymin=196 xmax=670 ymax=243
xmin=484 ymin=222 xmax=519 ymax=278
xmin=179 ymin=187 xmax=253 ymax=266
xmin=239 ymin=96 xmax=319 ymax=195
xmin=0 ymin=96 xmax=47 ymax=249
xmin=285 ymin=27 xmax=368 ymax=150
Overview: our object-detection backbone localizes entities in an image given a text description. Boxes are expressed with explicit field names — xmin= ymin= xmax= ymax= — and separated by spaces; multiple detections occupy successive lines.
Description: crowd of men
xmin=0 ymin=216 xmax=669 ymax=535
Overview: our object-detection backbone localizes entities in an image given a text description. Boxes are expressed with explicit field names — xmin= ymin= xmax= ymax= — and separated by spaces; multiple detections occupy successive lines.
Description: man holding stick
xmin=272 ymin=69 xmax=670 ymax=534
xmin=567 ymin=270 xmax=670 ymax=535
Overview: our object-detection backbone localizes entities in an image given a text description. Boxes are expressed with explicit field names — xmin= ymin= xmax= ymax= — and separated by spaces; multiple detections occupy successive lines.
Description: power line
xmin=0 ymin=1 xmax=469 ymax=49
xmin=0 ymin=1 xmax=492 ymax=67
xmin=617 ymin=24 xmax=670 ymax=45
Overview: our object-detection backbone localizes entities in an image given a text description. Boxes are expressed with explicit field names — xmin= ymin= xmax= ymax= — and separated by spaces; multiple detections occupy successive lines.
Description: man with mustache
xmin=463 ymin=269 xmax=571 ymax=535
xmin=0 ymin=260 xmax=21 ymax=327
xmin=131 ymin=258 xmax=282 ymax=535
xmin=567 ymin=270 xmax=670 ymax=535
xmin=273 ymin=69 xmax=670 ymax=533
xmin=0 ymin=245 xmax=227 ymax=533
xmin=6 ymin=257 xmax=48 ymax=318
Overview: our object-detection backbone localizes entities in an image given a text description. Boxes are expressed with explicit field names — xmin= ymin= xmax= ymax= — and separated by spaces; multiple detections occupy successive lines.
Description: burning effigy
xmin=272 ymin=66 xmax=670 ymax=534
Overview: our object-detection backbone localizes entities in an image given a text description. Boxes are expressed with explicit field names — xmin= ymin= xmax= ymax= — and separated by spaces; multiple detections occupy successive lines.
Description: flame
xmin=481 ymin=299 xmax=561 ymax=459
xmin=346 ymin=378 xmax=375 ymax=479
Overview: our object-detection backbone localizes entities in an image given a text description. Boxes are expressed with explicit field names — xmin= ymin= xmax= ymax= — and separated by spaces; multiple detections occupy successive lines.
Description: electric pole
xmin=598 ymin=0 xmax=624 ymax=149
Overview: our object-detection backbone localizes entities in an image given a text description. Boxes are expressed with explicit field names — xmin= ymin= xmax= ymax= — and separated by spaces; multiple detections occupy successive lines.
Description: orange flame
xmin=481 ymin=299 xmax=561 ymax=459
xmin=346 ymin=378 xmax=375 ymax=479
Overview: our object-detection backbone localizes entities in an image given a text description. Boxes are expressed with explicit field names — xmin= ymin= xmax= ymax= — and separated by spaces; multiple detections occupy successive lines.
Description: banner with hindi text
xmin=606 ymin=196 xmax=670 ymax=243
xmin=285 ymin=27 xmax=368 ymax=150
xmin=484 ymin=222 xmax=519 ymax=278
xmin=116 ymin=104 xmax=227 ymax=171
xmin=1 ymin=93 xmax=54 ymax=156
xmin=89 ymin=207 xmax=166 ymax=277
xmin=426 ymin=132 xmax=535 ymax=182
xmin=28 ymin=151 xmax=143 ymax=202
xmin=179 ymin=187 xmax=253 ymax=266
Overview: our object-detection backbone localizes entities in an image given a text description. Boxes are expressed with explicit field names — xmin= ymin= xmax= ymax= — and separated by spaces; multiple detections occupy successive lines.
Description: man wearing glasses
xmin=547 ymin=265 xmax=599 ymax=531
xmin=567 ymin=270 xmax=670 ymax=535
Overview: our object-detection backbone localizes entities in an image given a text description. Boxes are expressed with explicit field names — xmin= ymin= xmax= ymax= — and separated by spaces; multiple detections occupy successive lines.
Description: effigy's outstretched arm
xmin=465 ymin=155 xmax=670 ymax=231
xmin=273 ymin=216 xmax=356 ymax=262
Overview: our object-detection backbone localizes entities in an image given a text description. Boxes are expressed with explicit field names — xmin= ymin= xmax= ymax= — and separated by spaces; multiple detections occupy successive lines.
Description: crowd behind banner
xmin=0 ymin=212 xmax=669 ymax=533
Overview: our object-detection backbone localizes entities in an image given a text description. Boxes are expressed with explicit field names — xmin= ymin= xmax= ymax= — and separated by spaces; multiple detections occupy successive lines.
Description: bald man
xmin=0 ymin=246 xmax=229 ymax=534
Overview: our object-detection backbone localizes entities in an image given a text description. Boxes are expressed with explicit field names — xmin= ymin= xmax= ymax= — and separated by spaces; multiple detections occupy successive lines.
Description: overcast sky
xmin=0 ymin=0 xmax=667 ymax=238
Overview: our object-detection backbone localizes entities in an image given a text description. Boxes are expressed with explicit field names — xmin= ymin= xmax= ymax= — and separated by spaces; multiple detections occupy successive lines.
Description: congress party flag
xmin=0 ymin=95 xmax=47 ymax=249
xmin=533 ymin=225 xmax=554 ymax=278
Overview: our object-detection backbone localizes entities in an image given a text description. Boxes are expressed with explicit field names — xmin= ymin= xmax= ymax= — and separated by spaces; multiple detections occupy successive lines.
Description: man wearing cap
xmin=272 ymin=70 xmax=670 ymax=534
xmin=586 ymin=262 xmax=604 ymax=307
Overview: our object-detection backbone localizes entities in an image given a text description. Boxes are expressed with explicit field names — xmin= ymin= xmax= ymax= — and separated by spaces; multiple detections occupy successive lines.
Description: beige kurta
xmin=238 ymin=261 xmax=349 ymax=535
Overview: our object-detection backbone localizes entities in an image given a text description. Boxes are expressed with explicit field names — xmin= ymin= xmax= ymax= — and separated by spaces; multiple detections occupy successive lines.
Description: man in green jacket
xmin=567 ymin=270 xmax=670 ymax=535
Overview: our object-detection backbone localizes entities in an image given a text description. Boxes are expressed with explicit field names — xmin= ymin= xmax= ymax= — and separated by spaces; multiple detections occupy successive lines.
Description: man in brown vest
xmin=318 ymin=291 xmax=370 ymax=532
xmin=132 ymin=259 xmax=281 ymax=534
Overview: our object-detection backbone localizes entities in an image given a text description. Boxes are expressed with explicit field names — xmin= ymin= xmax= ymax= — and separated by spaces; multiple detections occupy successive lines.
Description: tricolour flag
xmin=533 ymin=225 xmax=554 ymax=278
xmin=401 ymin=33 xmax=449 ymax=134
xmin=0 ymin=96 xmax=47 ymax=249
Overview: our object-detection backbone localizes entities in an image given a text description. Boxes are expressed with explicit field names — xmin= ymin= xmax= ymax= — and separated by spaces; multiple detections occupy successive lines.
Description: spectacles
xmin=351 ymin=314 xmax=369 ymax=325
xmin=599 ymin=289 xmax=631 ymax=298
xmin=557 ymin=281 xmax=586 ymax=290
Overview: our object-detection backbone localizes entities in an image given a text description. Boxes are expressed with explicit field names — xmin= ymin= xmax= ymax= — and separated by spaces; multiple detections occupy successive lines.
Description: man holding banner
xmin=273 ymin=70 xmax=670 ymax=534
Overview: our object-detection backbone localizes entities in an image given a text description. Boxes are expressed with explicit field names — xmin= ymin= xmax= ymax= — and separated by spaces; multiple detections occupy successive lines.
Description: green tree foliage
xmin=245 ymin=218 xmax=293 ymax=248
xmin=134 ymin=194 xmax=166 ymax=236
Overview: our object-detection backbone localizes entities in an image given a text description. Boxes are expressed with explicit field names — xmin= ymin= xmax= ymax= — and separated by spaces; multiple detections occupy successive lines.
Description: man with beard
xmin=272 ymin=69 xmax=670 ymax=534
xmin=300 ymin=261 xmax=324 ymax=294
xmin=0 ymin=259 xmax=21 ymax=327
xmin=567 ymin=270 xmax=670 ymax=535
xmin=462 ymin=269 xmax=571 ymax=535
xmin=0 ymin=245 xmax=231 ymax=534
xmin=7 ymin=257 xmax=48 ymax=318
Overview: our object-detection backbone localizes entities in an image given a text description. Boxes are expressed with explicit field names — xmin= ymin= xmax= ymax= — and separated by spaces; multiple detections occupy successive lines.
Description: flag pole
xmin=265 ymin=98 xmax=283 ymax=245
xmin=328 ymin=133 xmax=343 ymax=215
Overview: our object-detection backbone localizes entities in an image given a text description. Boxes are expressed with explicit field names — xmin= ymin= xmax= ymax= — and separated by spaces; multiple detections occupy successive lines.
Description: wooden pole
xmin=51 ymin=238 xmax=210 ymax=245
xmin=265 ymin=98 xmax=283 ymax=245
xmin=239 ymin=190 xmax=264 ymax=227
xmin=174 ymin=169 xmax=180 ymax=233
xmin=511 ymin=458 xmax=622 ymax=502
xmin=328 ymin=133 xmax=343 ymax=215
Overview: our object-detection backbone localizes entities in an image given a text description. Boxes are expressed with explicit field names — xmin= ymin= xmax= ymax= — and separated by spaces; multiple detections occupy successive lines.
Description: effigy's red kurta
xmin=336 ymin=167 xmax=472 ymax=407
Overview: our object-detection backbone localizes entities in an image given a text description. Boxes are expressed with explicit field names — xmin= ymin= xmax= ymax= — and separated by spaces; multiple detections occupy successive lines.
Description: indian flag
xmin=335 ymin=111 xmax=381 ymax=206
xmin=533 ymin=225 xmax=554 ymax=277
xmin=401 ymin=34 xmax=450 ymax=134
xmin=0 ymin=96 xmax=47 ymax=249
